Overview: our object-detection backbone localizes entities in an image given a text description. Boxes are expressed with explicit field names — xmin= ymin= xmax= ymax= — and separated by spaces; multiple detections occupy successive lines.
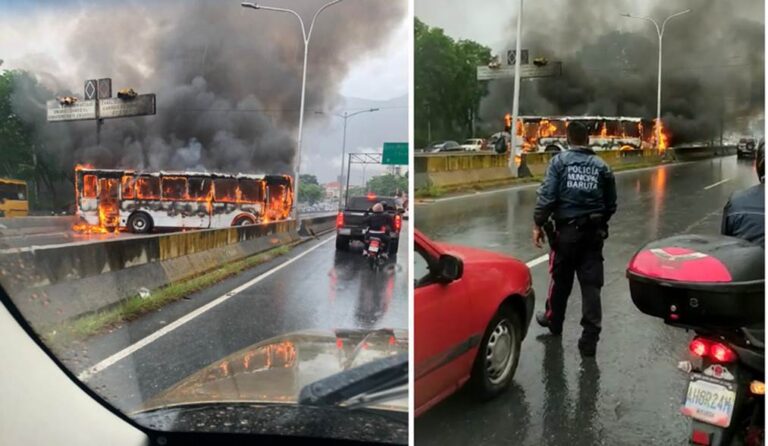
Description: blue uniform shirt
xmin=534 ymin=146 xmax=617 ymax=227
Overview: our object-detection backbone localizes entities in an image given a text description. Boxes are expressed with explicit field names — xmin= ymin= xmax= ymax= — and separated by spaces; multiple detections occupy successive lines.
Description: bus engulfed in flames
xmin=73 ymin=165 xmax=293 ymax=234
xmin=498 ymin=115 xmax=669 ymax=154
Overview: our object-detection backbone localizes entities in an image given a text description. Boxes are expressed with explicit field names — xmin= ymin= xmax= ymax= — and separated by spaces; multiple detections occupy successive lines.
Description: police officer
xmin=532 ymin=121 xmax=617 ymax=357
xmin=722 ymin=140 xmax=764 ymax=248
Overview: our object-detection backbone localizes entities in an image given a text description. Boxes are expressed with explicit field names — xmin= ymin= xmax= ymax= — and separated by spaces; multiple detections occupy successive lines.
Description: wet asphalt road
xmin=50 ymin=224 xmax=408 ymax=414
xmin=415 ymin=157 xmax=759 ymax=446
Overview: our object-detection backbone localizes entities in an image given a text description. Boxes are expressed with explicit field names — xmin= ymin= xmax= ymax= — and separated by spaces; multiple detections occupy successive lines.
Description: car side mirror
xmin=437 ymin=254 xmax=463 ymax=283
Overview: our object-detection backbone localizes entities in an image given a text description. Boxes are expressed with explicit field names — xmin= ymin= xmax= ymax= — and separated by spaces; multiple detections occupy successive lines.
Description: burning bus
xmin=497 ymin=115 xmax=661 ymax=153
xmin=74 ymin=166 xmax=293 ymax=234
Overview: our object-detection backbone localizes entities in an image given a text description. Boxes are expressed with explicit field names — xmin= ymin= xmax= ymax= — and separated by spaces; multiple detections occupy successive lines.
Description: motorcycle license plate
xmin=369 ymin=241 xmax=380 ymax=252
xmin=681 ymin=374 xmax=736 ymax=428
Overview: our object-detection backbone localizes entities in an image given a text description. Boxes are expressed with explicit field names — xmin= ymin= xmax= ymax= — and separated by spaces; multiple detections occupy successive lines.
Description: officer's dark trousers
xmin=544 ymin=224 xmax=604 ymax=345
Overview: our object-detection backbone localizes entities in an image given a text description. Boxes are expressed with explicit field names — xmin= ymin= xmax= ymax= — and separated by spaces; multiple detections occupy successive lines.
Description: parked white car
xmin=460 ymin=138 xmax=485 ymax=152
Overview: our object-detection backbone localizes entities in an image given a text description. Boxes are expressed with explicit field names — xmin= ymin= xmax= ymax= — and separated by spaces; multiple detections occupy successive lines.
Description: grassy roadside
xmin=415 ymin=159 xmax=670 ymax=201
xmin=43 ymin=244 xmax=293 ymax=346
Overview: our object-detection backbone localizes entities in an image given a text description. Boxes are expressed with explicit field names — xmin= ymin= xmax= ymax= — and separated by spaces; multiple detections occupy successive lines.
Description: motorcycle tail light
xmin=336 ymin=211 xmax=344 ymax=228
xmin=689 ymin=338 xmax=709 ymax=357
xmin=750 ymin=380 xmax=765 ymax=395
xmin=690 ymin=338 xmax=738 ymax=363
xmin=710 ymin=342 xmax=737 ymax=363
xmin=394 ymin=214 xmax=402 ymax=232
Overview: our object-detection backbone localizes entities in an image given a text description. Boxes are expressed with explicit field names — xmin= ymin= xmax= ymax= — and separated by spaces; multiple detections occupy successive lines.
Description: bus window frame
xmin=160 ymin=176 xmax=189 ymax=201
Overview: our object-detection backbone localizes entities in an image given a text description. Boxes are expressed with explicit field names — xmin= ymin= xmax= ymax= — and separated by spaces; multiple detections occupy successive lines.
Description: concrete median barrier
xmin=415 ymin=149 xmax=668 ymax=193
xmin=0 ymin=220 xmax=299 ymax=327
xmin=298 ymin=214 xmax=337 ymax=237
xmin=415 ymin=152 xmax=511 ymax=189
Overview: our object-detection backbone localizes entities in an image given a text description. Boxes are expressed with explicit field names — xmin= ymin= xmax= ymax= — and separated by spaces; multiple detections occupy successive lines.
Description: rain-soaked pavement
xmin=415 ymin=157 xmax=759 ymax=446
xmin=45 ymin=223 xmax=408 ymax=414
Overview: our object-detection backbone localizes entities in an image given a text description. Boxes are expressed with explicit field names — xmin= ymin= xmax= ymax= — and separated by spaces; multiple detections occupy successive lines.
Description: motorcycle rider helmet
xmin=756 ymin=139 xmax=764 ymax=183
xmin=372 ymin=202 xmax=384 ymax=213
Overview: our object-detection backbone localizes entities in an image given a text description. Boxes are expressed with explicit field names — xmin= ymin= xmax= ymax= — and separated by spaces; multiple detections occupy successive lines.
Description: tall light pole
xmin=508 ymin=0 xmax=523 ymax=176
xmin=316 ymin=108 xmax=379 ymax=208
xmin=242 ymin=0 xmax=344 ymax=220
xmin=621 ymin=9 xmax=691 ymax=150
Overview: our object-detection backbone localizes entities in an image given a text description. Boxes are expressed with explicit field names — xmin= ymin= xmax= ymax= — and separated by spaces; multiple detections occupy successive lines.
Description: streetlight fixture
xmin=316 ymin=108 xmax=380 ymax=208
xmin=621 ymin=9 xmax=691 ymax=150
xmin=241 ymin=0 xmax=344 ymax=221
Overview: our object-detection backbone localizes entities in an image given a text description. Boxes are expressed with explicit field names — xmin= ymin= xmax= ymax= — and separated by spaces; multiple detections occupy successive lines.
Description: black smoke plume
xmin=10 ymin=0 xmax=406 ymax=175
xmin=480 ymin=0 xmax=764 ymax=144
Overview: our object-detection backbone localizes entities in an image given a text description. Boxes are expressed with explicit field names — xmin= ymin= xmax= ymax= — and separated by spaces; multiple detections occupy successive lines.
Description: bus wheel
xmin=233 ymin=215 xmax=255 ymax=226
xmin=128 ymin=212 xmax=152 ymax=234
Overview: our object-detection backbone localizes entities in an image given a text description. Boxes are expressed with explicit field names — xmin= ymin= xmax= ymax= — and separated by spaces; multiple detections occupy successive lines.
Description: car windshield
xmin=0 ymin=0 xmax=409 ymax=443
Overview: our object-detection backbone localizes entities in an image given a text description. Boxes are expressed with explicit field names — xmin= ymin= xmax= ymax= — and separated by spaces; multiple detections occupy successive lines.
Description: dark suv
xmin=737 ymin=137 xmax=757 ymax=159
xmin=336 ymin=195 xmax=402 ymax=253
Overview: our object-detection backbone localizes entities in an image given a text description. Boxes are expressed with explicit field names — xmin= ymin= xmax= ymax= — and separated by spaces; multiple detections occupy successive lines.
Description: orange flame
xmin=599 ymin=122 xmax=608 ymax=138
xmin=654 ymin=119 xmax=670 ymax=152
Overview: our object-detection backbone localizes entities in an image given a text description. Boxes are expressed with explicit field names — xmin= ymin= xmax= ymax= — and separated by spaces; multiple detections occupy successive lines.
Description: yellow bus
xmin=0 ymin=178 xmax=29 ymax=217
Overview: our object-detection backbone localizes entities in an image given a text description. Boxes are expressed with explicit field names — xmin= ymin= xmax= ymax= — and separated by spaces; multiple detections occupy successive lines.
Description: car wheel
xmin=128 ymin=212 xmax=152 ymax=234
xmin=470 ymin=305 xmax=522 ymax=400
xmin=335 ymin=235 xmax=349 ymax=251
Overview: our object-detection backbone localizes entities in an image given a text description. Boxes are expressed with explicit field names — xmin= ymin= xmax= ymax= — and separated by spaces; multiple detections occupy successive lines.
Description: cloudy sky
xmin=0 ymin=0 xmax=408 ymax=184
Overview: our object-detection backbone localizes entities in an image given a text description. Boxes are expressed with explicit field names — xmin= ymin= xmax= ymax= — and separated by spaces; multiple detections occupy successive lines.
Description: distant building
xmin=324 ymin=181 xmax=340 ymax=199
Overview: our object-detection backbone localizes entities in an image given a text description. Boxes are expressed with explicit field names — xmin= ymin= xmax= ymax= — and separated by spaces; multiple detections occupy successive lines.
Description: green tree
xmin=366 ymin=173 xmax=407 ymax=197
xmin=300 ymin=174 xmax=319 ymax=186
xmin=0 ymin=69 xmax=68 ymax=210
xmin=298 ymin=182 xmax=324 ymax=205
xmin=414 ymin=18 xmax=491 ymax=148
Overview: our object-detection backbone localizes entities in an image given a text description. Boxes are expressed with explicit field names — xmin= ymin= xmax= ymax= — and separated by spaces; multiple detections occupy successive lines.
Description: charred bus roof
xmin=75 ymin=168 xmax=289 ymax=181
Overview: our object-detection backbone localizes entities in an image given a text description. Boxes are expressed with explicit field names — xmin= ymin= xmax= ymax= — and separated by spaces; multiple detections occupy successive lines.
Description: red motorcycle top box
xmin=626 ymin=235 xmax=764 ymax=327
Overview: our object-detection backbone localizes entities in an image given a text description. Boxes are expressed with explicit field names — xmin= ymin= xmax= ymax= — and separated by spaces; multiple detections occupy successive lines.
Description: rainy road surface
xmin=50 ymin=223 xmax=408 ymax=413
xmin=415 ymin=157 xmax=758 ymax=446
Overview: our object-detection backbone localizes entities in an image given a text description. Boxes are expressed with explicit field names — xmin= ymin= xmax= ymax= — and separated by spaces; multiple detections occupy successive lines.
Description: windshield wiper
xmin=298 ymin=352 xmax=408 ymax=409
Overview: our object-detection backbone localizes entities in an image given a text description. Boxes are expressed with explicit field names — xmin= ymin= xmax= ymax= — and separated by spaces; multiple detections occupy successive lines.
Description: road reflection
xmin=329 ymin=245 xmax=400 ymax=330
xmin=540 ymin=336 xmax=602 ymax=444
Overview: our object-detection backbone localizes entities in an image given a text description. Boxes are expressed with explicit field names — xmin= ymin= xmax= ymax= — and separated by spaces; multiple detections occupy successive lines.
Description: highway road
xmin=414 ymin=156 xmax=759 ymax=445
xmin=46 ymin=223 xmax=408 ymax=414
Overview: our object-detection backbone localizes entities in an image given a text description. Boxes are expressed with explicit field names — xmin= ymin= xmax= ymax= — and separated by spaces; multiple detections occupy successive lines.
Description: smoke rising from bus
xmin=8 ymin=0 xmax=406 ymax=176
xmin=480 ymin=0 xmax=764 ymax=144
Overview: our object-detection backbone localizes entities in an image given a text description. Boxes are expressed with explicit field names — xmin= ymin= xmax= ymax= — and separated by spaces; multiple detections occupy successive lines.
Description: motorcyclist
xmin=363 ymin=202 xmax=394 ymax=253
xmin=722 ymin=140 xmax=765 ymax=248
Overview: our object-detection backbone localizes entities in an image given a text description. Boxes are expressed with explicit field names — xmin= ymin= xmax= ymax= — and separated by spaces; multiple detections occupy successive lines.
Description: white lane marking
xmin=704 ymin=178 xmax=731 ymax=190
xmin=77 ymin=235 xmax=334 ymax=382
xmin=526 ymin=254 xmax=549 ymax=268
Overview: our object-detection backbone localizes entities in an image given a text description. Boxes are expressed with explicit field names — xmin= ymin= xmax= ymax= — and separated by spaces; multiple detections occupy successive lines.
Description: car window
xmin=414 ymin=245 xmax=436 ymax=288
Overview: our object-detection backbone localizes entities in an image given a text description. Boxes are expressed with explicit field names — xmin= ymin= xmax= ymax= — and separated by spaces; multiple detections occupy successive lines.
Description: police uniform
xmin=722 ymin=184 xmax=765 ymax=249
xmin=534 ymin=145 xmax=617 ymax=351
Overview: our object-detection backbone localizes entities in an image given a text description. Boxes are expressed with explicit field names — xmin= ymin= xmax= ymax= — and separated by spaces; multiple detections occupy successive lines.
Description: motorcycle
xmin=363 ymin=228 xmax=389 ymax=271
xmin=627 ymin=234 xmax=764 ymax=446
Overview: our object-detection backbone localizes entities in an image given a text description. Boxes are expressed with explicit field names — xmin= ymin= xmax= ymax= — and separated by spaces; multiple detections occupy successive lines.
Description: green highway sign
xmin=382 ymin=142 xmax=409 ymax=165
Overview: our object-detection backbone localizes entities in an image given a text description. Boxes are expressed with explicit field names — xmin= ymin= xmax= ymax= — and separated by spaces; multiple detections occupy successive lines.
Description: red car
xmin=414 ymin=229 xmax=535 ymax=417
